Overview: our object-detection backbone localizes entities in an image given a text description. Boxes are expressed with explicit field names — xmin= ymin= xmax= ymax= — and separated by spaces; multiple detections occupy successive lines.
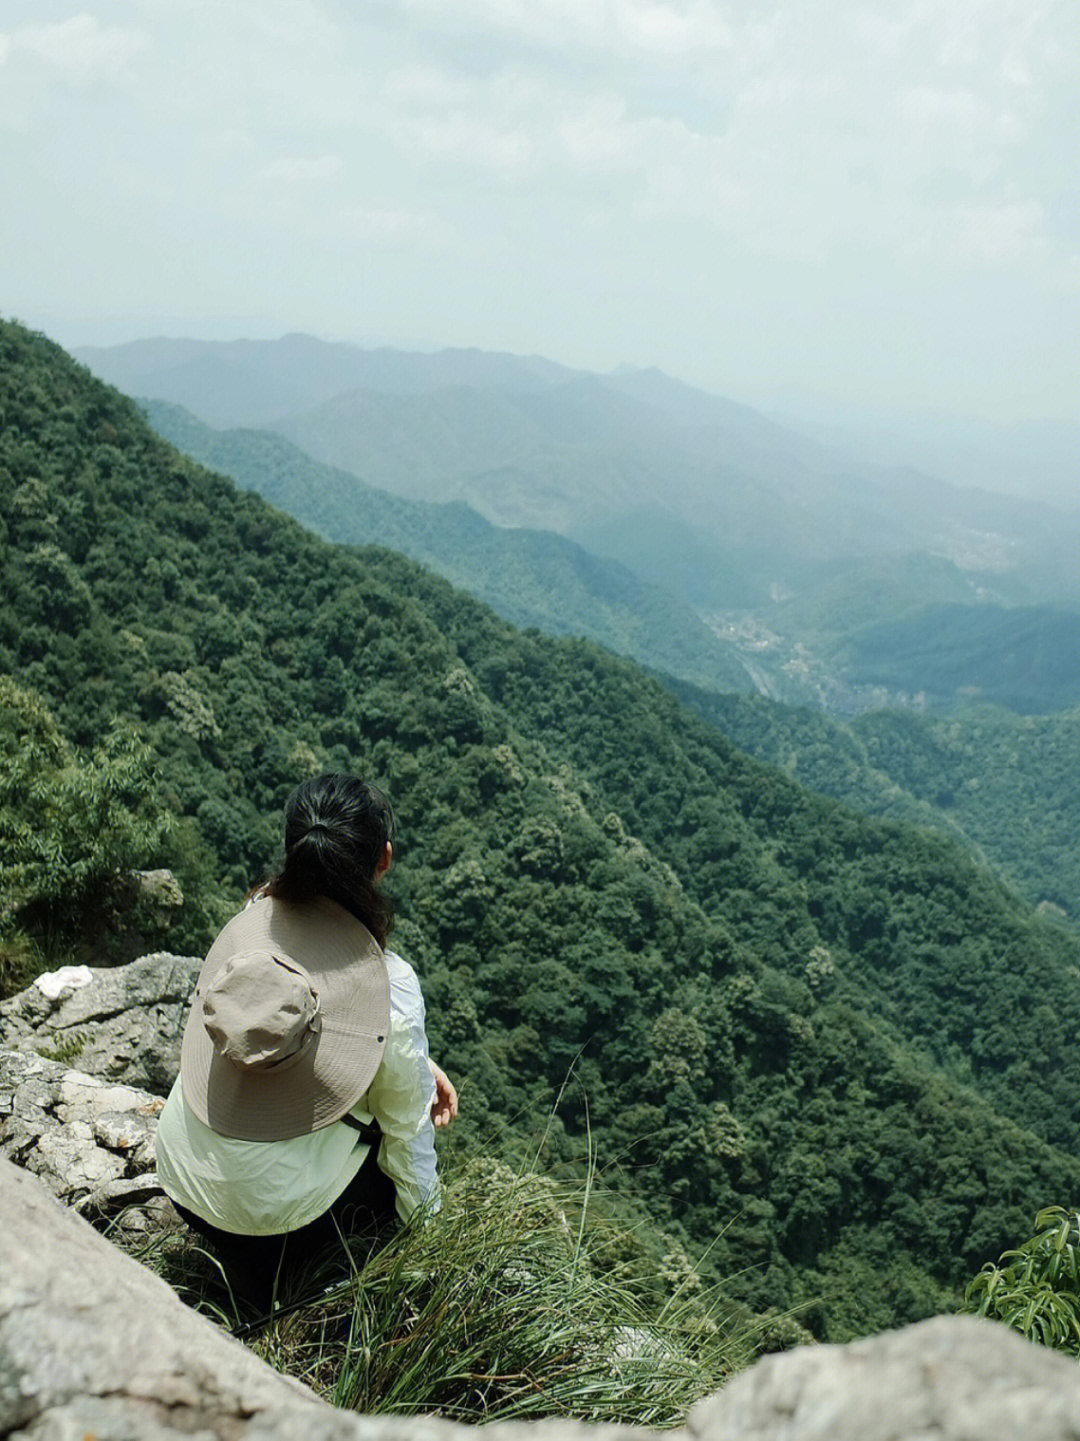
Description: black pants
xmin=172 ymin=1141 xmax=397 ymax=1312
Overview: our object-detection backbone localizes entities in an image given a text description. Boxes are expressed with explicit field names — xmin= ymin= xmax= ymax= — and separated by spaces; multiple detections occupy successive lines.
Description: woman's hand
xmin=428 ymin=1059 xmax=459 ymax=1128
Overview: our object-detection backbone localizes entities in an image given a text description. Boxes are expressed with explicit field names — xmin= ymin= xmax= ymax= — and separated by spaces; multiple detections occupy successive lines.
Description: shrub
xmin=0 ymin=677 xmax=172 ymax=978
xmin=963 ymin=1206 xmax=1080 ymax=1355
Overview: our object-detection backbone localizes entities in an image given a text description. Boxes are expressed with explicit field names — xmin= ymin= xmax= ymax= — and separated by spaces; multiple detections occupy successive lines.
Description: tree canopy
xmin=3 ymin=318 xmax=1080 ymax=1340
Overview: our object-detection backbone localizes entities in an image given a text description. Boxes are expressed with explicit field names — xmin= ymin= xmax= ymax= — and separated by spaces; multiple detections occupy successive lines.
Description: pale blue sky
xmin=2 ymin=1 xmax=1077 ymax=422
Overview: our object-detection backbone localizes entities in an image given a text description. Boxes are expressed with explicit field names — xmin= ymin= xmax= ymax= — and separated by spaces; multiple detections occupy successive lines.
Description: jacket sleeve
xmin=363 ymin=955 xmax=440 ymax=1222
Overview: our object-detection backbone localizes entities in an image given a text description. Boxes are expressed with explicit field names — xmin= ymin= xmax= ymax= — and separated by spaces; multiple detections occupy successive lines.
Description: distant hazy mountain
xmin=75 ymin=335 xmax=576 ymax=428
xmin=142 ymin=401 xmax=754 ymax=696
xmin=782 ymin=409 xmax=1080 ymax=510
xmin=270 ymin=375 xmax=1046 ymax=572
xmin=78 ymin=336 xmax=1078 ymax=600
xmin=80 ymin=331 xmax=1078 ymax=714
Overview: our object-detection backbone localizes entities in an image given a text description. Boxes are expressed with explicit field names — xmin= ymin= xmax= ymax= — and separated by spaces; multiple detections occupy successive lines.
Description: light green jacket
xmin=156 ymin=952 xmax=438 ymax=1235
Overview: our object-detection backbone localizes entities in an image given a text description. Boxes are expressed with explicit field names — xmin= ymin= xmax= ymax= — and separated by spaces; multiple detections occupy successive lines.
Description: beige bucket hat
xmin=180 ymin=895 xmax=390 ymax=1142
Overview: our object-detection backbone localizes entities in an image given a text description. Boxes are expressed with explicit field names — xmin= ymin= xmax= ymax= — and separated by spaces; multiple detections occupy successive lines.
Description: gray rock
xmin=688 ymin=1311 xmax=1080 ymax=1440
xmin=136 ymin=867 xmax=185 ymax=912
xmin=0 ymin=951 xmax=200 ymax=1093
xmin=0 ymin=1156 xmax=658 ymax=1440
xmin=0 ymin=1049 xmax=163 ymax=1209
xmin=93 ymin=1106 xmax=158 ymax=1159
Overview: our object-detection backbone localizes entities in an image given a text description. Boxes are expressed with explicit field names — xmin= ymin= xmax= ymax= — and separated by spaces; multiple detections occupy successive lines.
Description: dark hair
xmin=264 ymin=773 xmax=397 ymax=947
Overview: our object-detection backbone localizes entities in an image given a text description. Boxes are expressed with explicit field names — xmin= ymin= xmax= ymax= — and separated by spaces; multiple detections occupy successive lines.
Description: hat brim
xmin=181 ymin=896 xmax=390 ymax=1142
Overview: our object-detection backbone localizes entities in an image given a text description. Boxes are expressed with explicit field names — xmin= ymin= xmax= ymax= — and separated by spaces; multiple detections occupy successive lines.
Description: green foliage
xmin=963 ymin=1207 xmax=1080 ymax=1356
xmin=681 ymin=687 xmax=1080 ymax=929
xmin=127 ymin=1157 xmax=755 ymax=1426
xmin=0 ymin=675 xmax=173 ymax=967
xmin=0 ymin=927 xmax=44 ymax=998
xmin=9 ymin=319 xmax=1080 ymax=1340
xmin=854 ymin=705 xmax=1080 ymax=921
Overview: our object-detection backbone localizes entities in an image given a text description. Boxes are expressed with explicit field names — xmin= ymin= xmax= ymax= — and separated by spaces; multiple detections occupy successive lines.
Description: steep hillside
xmin=141 ymin=401 xmax=752 ymax=696
xmin=841 ymin=604 xmax=1080 ymax=714
xmin=7 ymin=320 xmax=1080 ymax=1342
xmin=676 ymin=689 xmax=1080 ymax=926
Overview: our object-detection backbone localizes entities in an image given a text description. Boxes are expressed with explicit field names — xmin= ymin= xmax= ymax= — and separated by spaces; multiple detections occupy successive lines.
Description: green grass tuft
xmin=125 ymin=1157 xmax=762 ymax=1425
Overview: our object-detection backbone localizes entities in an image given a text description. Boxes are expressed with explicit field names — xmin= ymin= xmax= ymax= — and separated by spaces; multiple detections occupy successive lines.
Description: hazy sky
xmin=2 ymin=1 xmax=1077 ymax=422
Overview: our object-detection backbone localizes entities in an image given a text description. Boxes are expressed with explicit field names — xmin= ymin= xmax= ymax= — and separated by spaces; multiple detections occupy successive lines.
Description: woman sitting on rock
xmin=155 ymin=773 xmax=456 ymax=1308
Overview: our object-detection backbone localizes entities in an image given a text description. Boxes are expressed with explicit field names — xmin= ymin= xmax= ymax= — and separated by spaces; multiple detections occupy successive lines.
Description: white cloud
xmin=616 ymin=0 xmax=732 ymax=55
xmin=557 ymin=98 xmax=636 ymax=169
xmin=952 ymin=198 xmax=1047 ymax=263
xmin=555 ymin=98 xmax=739 ymax=217
xmin=382 ymin=64 xmax=475 ymax=108
xmin=902 ymin=85 xmax=992 ymax=136
xmin=398 ymin=0 xmax=733 ymax=59
xmin=410 ymin=113 xmax=535 ymax=172
xmin=341 ymin=206 xmax=452 ymax=246
xmin=380 ymin=65 xmax=546 ymax=174
xmin=355 ymin=0 xmax=1074 ymax=269
xmin=4 ymin=0 xmax=1077 ymax=415
xmin=259 ymin=155 xmax=343 ymax=184
xmin=16 ymin=13 xmax=148 ymax=79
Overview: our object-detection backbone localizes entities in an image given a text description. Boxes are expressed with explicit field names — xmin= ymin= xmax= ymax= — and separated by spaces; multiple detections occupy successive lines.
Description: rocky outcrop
xmin=691 ymin=1311 xmax=1080 ymax=1439
xmin=7 ymin=1152 xmax=1080 ymax=1441
xmin=0 ymin=1156 xmax=656 ymax=1441
xmin=0 ymin=1047 xmax=167 ymax=1224
xmin=0 ymin=950 xmax=199 ymax=1093
xmin=0 ymin=953 xmax=194 ymax=1223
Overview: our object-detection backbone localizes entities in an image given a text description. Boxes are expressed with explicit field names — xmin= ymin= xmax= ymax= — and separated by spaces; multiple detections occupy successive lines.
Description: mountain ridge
xmin=8 ymin=318 xmax=1080 ymax=1340
xmin=141 ymin=399 xmax=754 ymax=696
xmin=79 ymin=332 xmax=1080 ymax=628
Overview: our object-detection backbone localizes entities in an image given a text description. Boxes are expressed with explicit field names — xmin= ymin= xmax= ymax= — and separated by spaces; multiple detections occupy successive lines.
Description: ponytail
xmin=263 ymin=774 xmax=396 ymax=947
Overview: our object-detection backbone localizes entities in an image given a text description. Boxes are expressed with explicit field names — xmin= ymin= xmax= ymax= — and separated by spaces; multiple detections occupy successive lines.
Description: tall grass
xmin=127 ymin=1157 xmax=757 ymax=1426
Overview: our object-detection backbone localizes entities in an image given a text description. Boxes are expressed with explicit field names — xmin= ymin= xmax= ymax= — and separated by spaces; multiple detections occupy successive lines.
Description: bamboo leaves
xmin=963 ymin=1207 xmax=1080 ymax=1357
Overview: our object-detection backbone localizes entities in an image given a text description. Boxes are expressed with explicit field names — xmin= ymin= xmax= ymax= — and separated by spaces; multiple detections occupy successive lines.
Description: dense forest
xmin=679 ymin=687 xmax=1080 ymax=926
xmin=4 ymin=319 xmax=1080 ymax=1343
xmin=841 ymin=603 xmax=1080 ymax=714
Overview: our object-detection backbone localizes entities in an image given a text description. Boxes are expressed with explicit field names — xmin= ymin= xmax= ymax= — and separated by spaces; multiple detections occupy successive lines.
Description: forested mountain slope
xmin=146 ymin=405 xmax=1080 ymax=921
xmin=141 ymin=401 xmax=752 ymax=696
xmin=841 ymin=603 xmax=1080 ymax=714
xmin=6 ymin=320 xmax=1080 ymax=1343
xmin=682 ymin=688 xmax=1080 ymax=925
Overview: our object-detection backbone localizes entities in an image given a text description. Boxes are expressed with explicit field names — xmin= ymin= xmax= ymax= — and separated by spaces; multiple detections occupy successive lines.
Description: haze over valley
xmin=80 ymin=333 xmax=1080 ymax=720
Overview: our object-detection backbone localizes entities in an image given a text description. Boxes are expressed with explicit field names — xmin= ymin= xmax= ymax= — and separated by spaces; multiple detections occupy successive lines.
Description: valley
xmin=5 ymin=320 xmax=1080 ymax=1348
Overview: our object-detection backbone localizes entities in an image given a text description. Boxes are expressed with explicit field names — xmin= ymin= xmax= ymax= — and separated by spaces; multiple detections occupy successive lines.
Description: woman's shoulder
xmin=383 ymin=950 xmax=426 ymax=1024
